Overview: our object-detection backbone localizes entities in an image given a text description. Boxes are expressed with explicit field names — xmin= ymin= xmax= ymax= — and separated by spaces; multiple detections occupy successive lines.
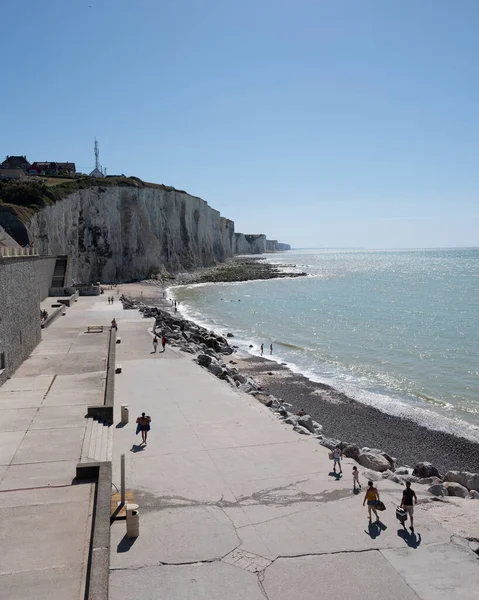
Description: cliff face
xmin=14 ymin=181 xmax=290 ymax=283
xmin=27 ymin=186 xmax=235 ymax=282
xmin=234 ymin=233 xmax=267 ymax=255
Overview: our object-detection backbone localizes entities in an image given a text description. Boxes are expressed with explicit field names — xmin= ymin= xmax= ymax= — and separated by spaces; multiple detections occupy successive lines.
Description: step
xmin=81 ymin=417 xmax=95 ymax=462
xmin=99 ymin=422 xmax=108 ymax=462
xmin=105 ymin=425 xmax=113 ymax=462
xmin=92 ymin=419 xmax=104 ymax=462
xmin=87 ymin=419 xmax=101 ymax=460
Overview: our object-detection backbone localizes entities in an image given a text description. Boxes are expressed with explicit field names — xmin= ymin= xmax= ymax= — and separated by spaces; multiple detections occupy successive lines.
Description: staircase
xmin=81 ymin=417 xmax=112 ymax=463
xmin=51 ymin=255 xmax=69 ymax=288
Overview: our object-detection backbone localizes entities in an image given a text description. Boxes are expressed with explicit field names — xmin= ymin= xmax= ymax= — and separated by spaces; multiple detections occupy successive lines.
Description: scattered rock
xmin=444 ymin=471 xmax=479 ymax=492
xmin=361 ymin=469 xmax=383 ymax=482
xmin=357 ymin=452 xmax=391 ymax=472
xmin=255 ymin=393 xmax=273 ymax=408
xmin=297 ymin=414 xmax=315 ymax=434
xmin=267 ymin=371 xmax=273 ymax=375
xmin=428 ymin=483 xmax=448 ymax=497
xmin=284 ymin=415 xmax=299 ymax=426
xmin=469 ymin=490 xmax=479 ymax=500
xmin=197 ymin=354 xmax=212 ymax=368
xmin=226 ymin=332 xmax=234 ymax=337
xmin=233 ymin=373 xmax=247 ymax=385
xmin=418 ymin=476 xmax=443 ymax=486
xmin=342 ymin=444 xmax=360 ymax=461
xmin=208 ymin=363 xmax=223 ymax=377
xmin=412 ymin=462 xmax=441 ymax=479
xmin=319 ymin=437 xmax=341 ymax=450
xmin=395 ymin=467 xmax=413 ymax=476
xmin=469 ymin=541 xmax=479 ymax=555
xmin=293 ymin=425 xmax=311 ymax=435
xmin=445 ymin=482 xmax=470 ymax=498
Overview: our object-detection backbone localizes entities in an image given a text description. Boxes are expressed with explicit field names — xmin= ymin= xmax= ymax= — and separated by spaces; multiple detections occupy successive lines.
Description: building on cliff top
xmin=1 ymin=155 xmax=31 ymax=172
xmin=29 ymin=161 xmax=76 ymax=176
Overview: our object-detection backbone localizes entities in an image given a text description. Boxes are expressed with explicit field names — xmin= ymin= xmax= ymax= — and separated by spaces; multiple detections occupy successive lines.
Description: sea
xmin=172 ymin=248 xmax=479 ymax=442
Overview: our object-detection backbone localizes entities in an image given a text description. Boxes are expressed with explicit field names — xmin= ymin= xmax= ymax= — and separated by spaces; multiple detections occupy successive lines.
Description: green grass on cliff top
xmin=0 ymin=175 xmax=189 ymax=222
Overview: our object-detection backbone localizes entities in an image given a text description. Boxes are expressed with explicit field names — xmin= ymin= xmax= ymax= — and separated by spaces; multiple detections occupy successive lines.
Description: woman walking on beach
xmin=152 ymin=336 xmax=159 ymax=353
xmin=332 ymin=445 xmax=342 ymax=475
xmin=161 ymin=336 xmax=166 ymax=352
xmin=363 ymin=481 xmax=380 ymax=521
xmin=136 ymin=413 xmax=151 ymax=445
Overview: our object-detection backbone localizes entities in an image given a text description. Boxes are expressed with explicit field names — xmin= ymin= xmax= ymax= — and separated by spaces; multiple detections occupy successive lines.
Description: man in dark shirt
xmin=400 ymin=481 xmax=418 ymax=532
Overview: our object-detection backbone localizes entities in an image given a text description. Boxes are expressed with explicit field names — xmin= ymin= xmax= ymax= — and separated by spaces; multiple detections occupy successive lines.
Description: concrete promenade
xmin=0 ymin=295 xmax=121 ymax=600
xmin=110 ymin=311 xmax=479 ymax=599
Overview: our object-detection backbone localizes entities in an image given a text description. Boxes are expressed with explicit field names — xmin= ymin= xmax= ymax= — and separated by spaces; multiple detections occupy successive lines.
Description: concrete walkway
xmin=110 ymin=313 xmax=479 ymax=600
xmin=0 ymin=295 xmax=120 ymax=600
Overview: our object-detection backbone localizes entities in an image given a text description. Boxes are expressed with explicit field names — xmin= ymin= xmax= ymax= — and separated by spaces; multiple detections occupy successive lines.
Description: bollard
xmin=126 ymin=503 xmax=139 ymax=538
xmin=121 ymin=405 xmax=129 ymax=424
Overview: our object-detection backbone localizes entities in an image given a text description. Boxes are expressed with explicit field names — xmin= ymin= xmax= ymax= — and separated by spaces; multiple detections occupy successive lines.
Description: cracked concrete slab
xmin=263 ymin=552 xmax=419 ymax=600
xmin=0 ymin=389 xmax=46 ymax=409
xmin=110 ymin=562 xmax=265 ymax=600
xmin=0 ymin=460 xmax=79 ymax=490
xmin=110 ymin=505 xmax=240 ymax=566
xmin=381 ymin=543 xmax=479 ymax=600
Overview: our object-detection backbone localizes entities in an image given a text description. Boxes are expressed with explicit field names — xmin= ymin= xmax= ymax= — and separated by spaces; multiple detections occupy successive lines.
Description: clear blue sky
xmin=1 ymin=0 xmax=478 ymax=248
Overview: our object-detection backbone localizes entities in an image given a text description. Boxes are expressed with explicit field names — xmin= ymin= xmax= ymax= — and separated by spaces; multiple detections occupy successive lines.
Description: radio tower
xmin=94 ymin=138 xmax=100 ymax=172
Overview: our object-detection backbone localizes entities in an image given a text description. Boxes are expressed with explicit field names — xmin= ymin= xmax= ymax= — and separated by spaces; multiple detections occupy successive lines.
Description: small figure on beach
xmin=260 ymin=344 xmax=264 ymax=356
xmin=111 ymin=296 xmax=114 ymax=304
xmin=363 ymin=481 xmax=380 ymax=522
xmin=352 ymin=466 xmax=361 ymax=492
xmin=161 ymin=336 xmax=166 ymax=351
xmin=111 ymin=318 xmax=118 ymax=330
xmin=332 ymin=445 xmax=342 ymax=475
xmin=152 ymin=336 xmax=159 ymax=353
xmin=270 ymin=344 xmax=273 ymax=355
xmin=400 ymin=481 xmax=418 ymax=532
xmin=296 ymin=408 xmax=306 ymax=416
xmin=174 ymin=306 xmax=177 ymax=313
xmin=136 ymin=413 xmax=151 ymax=445
xmin=107 ymin=296 xmax=110 ymax=305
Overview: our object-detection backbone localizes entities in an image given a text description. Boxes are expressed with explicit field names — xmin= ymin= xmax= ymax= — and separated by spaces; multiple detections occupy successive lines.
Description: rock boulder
xmin=412 ymin=462 xmax=440 ymax=479
xmin=445 ymin=481 xmax=469 ymax=498
xmin=444 ymin=471 xmax=479 ymax=492
xmin=357 ymin=452 xmax=391 ymax=472
xmin=297 ymin=415 xmax=315 ymax=433
xmin=197 ymin=354 xmax=212 ymax=367
xmin=428 ymin=483 xmax=448 ymax=497
xmin=342 ymin=444 xmax=360 ymax=461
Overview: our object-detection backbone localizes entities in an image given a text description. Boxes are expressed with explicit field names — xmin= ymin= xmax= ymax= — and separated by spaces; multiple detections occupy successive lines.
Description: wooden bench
xmin=87 ymin=325 xmax=104 ymax=333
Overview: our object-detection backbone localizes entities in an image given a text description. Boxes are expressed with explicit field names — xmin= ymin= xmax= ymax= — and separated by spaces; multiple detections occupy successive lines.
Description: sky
xmin=1 ymin=0 xmax=478 ymax=248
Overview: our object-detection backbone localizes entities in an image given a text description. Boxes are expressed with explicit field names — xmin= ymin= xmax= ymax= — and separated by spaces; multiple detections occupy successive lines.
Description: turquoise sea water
xmin=173 ymin=248 xmax=479 ymax=441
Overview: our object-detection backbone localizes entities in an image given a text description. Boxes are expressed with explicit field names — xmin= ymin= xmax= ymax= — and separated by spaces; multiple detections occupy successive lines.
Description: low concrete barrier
xmin=87 ymin=328 xmax=116 ymax=424
xmin=76 ymin=462 xmax=112 ymax=600
xmin=41 ymin=305 xmax=65 ymax=329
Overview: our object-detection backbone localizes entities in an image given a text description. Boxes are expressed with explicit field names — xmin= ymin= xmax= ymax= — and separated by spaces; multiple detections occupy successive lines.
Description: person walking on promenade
xmin=332 ymin=445 xmax=342 ymax=475
xmin=363 ymin=481 xmax=380 ymax=522
xmin=161 ymin=336 xmax=167 ymax=352
xmin=352 ymin=466 xmax=361 ymax=492
xmin=260 ymin=344 xmax=264 ymax=356
xmin=152 ymin=336 xmax=159 ymax=353
xmin=136 ymin=413 xmax=151 ymax=445
xmin=270 ymin=344 xmax=273 ymax=355
xmin=111 ymin=318 xmax=118 ymax=330
xmin=400 ymin=481 xmax=418 ymax=532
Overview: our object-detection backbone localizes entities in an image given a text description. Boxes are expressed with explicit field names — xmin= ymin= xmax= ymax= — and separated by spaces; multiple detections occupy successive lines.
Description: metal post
xmin=120 ymin=453 xmax=125 ymax=507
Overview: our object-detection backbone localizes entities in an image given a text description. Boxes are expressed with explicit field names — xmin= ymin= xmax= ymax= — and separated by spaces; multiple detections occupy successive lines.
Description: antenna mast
xmin=94 ymin=139 xmax=100 ymax=171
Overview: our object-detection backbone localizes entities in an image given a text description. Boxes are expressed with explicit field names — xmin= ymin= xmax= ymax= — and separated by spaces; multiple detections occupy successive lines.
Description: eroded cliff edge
xmin=13 ymin=181 xmax=289 ymax=282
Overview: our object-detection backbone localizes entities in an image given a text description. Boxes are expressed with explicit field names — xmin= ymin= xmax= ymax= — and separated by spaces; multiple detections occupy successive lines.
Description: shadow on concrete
xmin=116 ymin=422 xmax=127 ymax=429
xmin=130 ymin=444 xmax=145 ymax=453
xmin=365 ymin=520 xmax=387 ymax=539
xmin=117 ymin=535 xmax=137 ymax=553
xmin=328 ymin=471 xmax=342 ymax=480
xmin=397 ymin=528 xmax=422 ymax=548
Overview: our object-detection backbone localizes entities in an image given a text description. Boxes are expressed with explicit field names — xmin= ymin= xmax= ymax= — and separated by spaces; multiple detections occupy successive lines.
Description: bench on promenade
xmin=87 ymin=325 xmax=104 ymax=333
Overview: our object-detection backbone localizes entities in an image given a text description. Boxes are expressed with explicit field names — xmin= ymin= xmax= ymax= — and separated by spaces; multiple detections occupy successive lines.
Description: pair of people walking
xmin=362 ymin=479 xmax=417 ymax=530
xmin=152 ymin=335 xmax=166 ymax=353
xmin=107 ymin=296 xmax=114 ymax=305
xmin=260 ymin=343 xmax=273 ymax=356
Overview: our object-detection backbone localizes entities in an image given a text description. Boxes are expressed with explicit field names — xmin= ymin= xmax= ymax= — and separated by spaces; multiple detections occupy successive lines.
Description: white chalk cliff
xmin=25 ymin=184 xmax=289 ymax=282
